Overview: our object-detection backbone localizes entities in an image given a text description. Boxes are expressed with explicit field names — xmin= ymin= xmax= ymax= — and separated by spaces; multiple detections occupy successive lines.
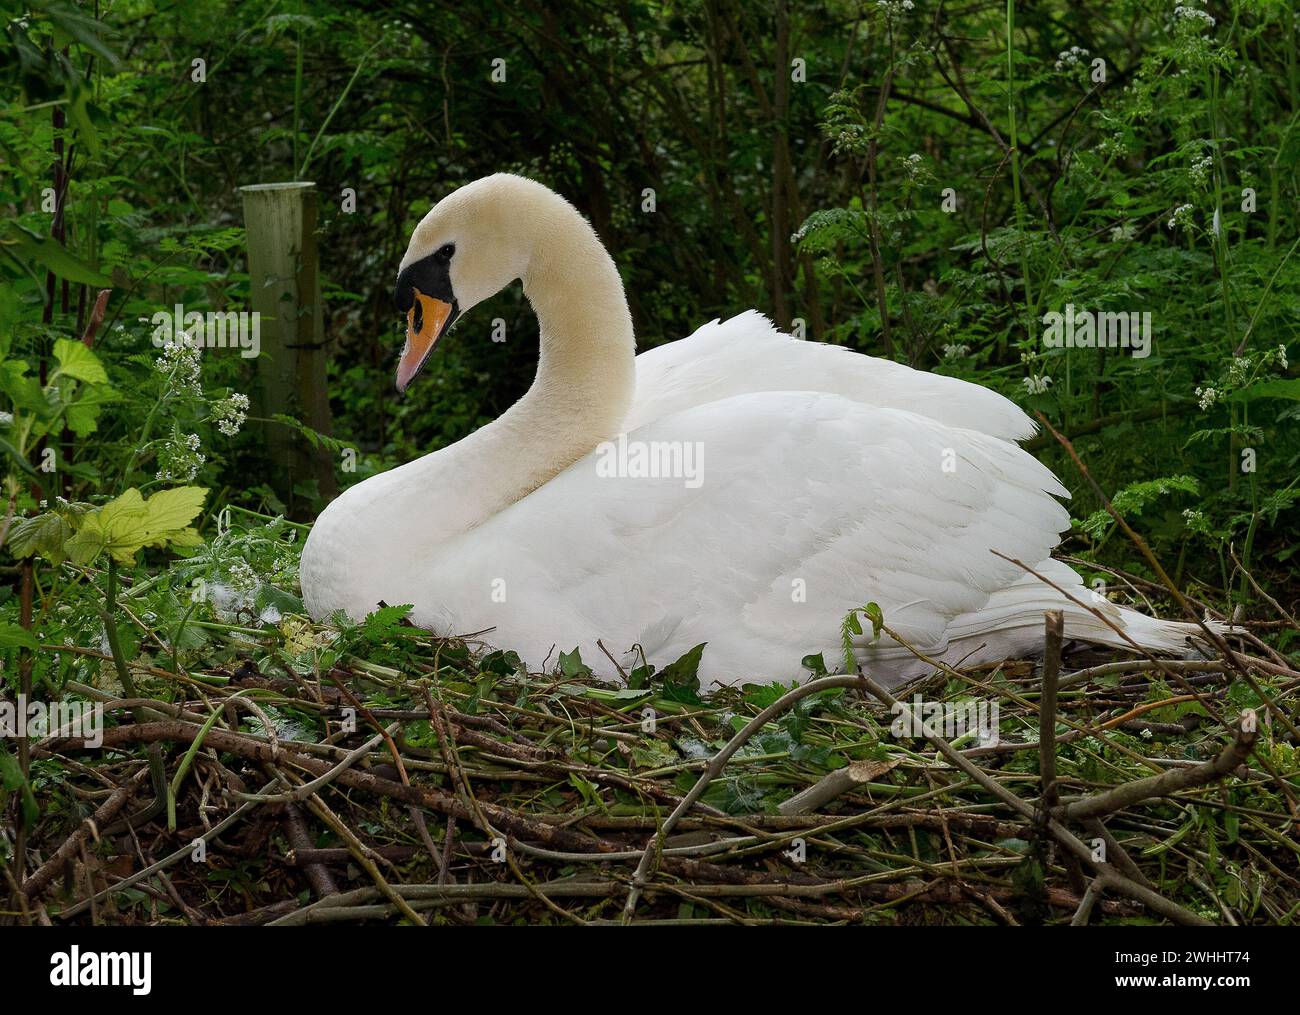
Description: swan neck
xmin=512 ymin=207 xmax=636 ymax=459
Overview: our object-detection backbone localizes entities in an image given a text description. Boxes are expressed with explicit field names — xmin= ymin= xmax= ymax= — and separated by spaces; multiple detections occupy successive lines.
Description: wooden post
xmin=239 ymin=182 xmax=336 ymax=513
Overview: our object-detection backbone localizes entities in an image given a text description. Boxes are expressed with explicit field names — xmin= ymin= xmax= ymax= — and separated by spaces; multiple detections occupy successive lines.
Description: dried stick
xmin=23 ymin=767 xmax=149 ymax=900
xmin=777 ymin=759 xmax=901 ymax=816
xmin=621 ymin=674 xmax=868 ymax=921
xmin=1057 ymin=712 xmax=1259 ymax=822
xmin=281 ymin=802 xmax=337 ymax=899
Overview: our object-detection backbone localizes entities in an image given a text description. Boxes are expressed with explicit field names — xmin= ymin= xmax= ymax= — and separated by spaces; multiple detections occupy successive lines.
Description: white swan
xmin=301 ymin=174 xmax=1212 ymax=688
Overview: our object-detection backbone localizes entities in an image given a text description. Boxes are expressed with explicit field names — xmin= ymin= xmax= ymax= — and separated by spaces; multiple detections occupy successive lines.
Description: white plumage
xmin=301 ymin=174 xmax=1212 ymax=688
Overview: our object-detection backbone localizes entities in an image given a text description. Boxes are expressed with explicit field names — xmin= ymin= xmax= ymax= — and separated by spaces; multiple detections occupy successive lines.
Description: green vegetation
xmin=0 ymin=0 xmax=1297 ymax=925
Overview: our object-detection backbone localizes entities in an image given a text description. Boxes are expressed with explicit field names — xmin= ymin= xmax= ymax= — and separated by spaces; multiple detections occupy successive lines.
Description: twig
xmin=1057 ymin=712 xmax=1259 ymax=822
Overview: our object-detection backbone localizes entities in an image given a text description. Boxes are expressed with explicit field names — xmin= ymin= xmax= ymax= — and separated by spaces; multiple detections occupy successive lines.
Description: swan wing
xmin=415 ymin=390 xmax=1068 ymax=686
xmin=625 ymin=311 xmax=1036 ymax=443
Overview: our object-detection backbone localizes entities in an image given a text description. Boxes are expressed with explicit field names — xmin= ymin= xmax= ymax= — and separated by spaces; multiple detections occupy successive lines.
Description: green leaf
xmin=658 ymin=643 xmax=706 ymax=704
xmin=5 ymin=513 xmax=72 ymax=563
xmin=52 ymin=339 xmax=109 ymax=384
xmin=558 ymin=647 xmax=592 ymax=679
xmin=1232 ymin=379 xmax=1300 ymax=402
xmin=64 ymin=384 xmax=119 ymax=437
xmin=7 ymin=229 xmax=112 ymax=287
xmin=141 ymin=486 xmax=208 ymax=534
xmin=660 ymin=642 xmax=706 ymax=684
xmin=0 ymin=437 xmax=39 ymax=479
xmin=65 ymin=486 xmax=208 ymax=566
xmin=0 ymin=746 xmax=39 ymax=828
xmin=0 ymin=361 xmax=52 ymax=416
xmin=0 ymin=623 xmax=41 ymax=649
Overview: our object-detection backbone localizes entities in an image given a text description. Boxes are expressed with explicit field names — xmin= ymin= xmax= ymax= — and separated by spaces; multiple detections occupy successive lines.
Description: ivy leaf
xmin=658 ymin=642 xmax=706 ymax=704
xmin=558 ymin=647 xmax=592 ymax=679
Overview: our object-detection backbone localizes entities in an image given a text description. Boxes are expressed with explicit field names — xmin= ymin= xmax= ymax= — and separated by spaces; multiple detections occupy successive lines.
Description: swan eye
xmin=437 ymin=243 xmax=455 ymax=260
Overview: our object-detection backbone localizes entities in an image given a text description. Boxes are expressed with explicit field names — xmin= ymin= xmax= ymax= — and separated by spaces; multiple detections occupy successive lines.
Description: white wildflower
xmin=1110 ymin=222 xmax=1136 ymax=243
xmin=227 ymin=559 xmax=259 ymax=595
xmin=154 ymin=339 xmax=203 ymax=395
xmin=1167 ymin=203 xmax=1194 ymax=229
xmin=1174 ymin=5 xmax=1215 ymax=28
xmin=1190 ymin=153 xmax=1213 ymax=186
xmin=1023 ymin=375 xmax=1053 ymax=395
xmin=1054 ymin=45 xmax=1090 ymax=70
xmin=1195 ymin=386 xmax=1219 ymax=410
xmin=155 ymin=432 xmax=205 ymax=482
xmin=211 ymin=392 xmax=250 ymax=437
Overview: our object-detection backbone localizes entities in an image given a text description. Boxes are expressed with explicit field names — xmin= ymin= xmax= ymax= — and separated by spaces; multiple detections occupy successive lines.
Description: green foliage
xmin=11 ymin=486 xmax=206 ymax=566
xmin=0 ymin=0 xmax=1297 ymax=926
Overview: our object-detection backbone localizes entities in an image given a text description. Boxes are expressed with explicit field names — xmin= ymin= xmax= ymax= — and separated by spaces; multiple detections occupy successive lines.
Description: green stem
xmin=104 ymin=557 xmax=170 ymax=818
xmin=1005 ymin=0 xmax=1035 ymax=346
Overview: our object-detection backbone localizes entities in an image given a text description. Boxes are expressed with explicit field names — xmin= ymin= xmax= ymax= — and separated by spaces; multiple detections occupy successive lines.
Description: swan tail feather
xmin=939 ymin=558 xmax=1228 ymax=668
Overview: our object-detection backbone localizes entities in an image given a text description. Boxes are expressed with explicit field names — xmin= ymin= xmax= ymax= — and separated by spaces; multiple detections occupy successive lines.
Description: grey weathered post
xmin=239 ymin=181 xmax=337 ymax=511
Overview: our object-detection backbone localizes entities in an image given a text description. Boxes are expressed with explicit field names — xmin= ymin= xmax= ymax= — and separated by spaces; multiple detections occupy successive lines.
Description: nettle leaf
xmin=66 ymin=486 xmax=208 ymax=566
xmin=0 ymin=623 xmax=41 ymax=650
xmin=52 ymin=338 xmax=109 ymax=385
xmin=1232 ymin=378 xmax=1300 ymax=402
xmin=5 ymin=513 xmax=72 ymax=563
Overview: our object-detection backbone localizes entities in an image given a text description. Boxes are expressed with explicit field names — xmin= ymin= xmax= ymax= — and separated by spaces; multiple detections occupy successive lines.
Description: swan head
xmin=393 ymin=174 xmax=549 ymax=392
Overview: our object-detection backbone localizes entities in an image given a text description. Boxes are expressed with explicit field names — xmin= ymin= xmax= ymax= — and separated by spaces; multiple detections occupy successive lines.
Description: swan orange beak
xmin=397 ymin=288 xmax=454 ymax=392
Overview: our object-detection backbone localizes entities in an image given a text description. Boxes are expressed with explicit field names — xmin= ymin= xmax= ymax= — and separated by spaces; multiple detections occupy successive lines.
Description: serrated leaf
xmin=64 ymin=384 xmax=118 ymax=437
xmin=142 ymin=486 xmax=208 ymax=533
xmin=0 ymin=623 xmax=41 ymax=650
xmin=65 ymin=487 xmax=208 ymax=566
xmin=1232 ymin=379 xmax=1300 ymax=402
xmin=53 ymin=339 xmax=109 ymax=384
xmin=5 ymin=513 xmax=71 ymax=562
